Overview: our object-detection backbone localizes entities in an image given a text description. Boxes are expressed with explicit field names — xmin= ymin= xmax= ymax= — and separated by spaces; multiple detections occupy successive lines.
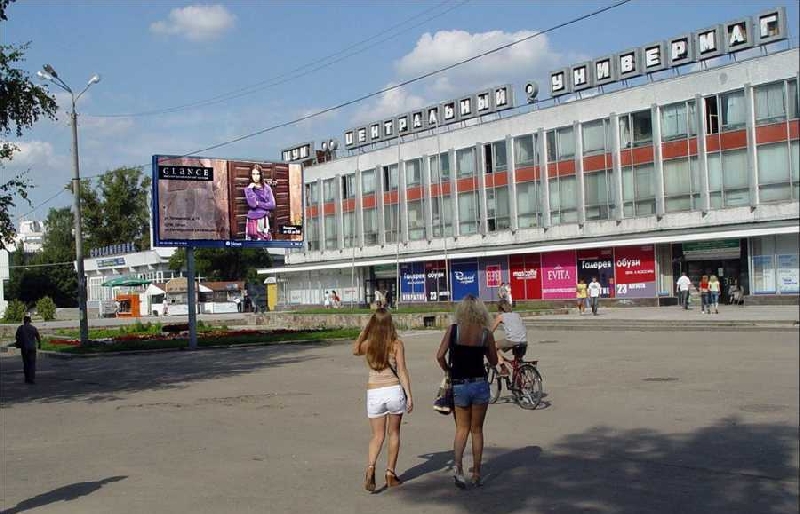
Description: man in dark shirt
xmin=15 ymin=315 xmax=41 ymax=384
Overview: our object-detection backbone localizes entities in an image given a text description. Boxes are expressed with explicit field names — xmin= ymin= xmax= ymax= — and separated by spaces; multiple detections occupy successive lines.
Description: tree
xmin=1 ymin=0 xmax=59 ymax=248
xmin=168 ymin=248 xmax=273 ymax=282
xmin=80 ymin=166 xmax=152 ymax=252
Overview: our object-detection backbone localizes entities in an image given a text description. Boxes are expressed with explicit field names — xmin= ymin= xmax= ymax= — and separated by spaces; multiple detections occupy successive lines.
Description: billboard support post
xmin=187 ymin=246 xmax=198 ymax=350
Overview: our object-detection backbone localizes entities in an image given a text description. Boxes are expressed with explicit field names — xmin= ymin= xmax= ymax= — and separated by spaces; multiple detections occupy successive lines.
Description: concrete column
xmin=538 ymin=128 xmax=551 ymax=228
xmin=695 ymin=95 xmax=711 ymax=213
xmin=574 ymin=120 xmax=586 ymax=225
xmin=355 ymin=168 xmax=364 ymax=248
xmin=610 ymin=113 xmax=624 ymax=222
xmin=477 ymin=142 xmax=488 ymax=236
xmin=377 ymin=165 xmax=386 ymax=246
xmin=744 ymin=83 xmax=759 ymax=209
xmin=335 ymin=174 xmax=343 ymax=250
xmin=399 ymin=159 xmax=408 ymax=244
xmin=449 ymin=148 xmax=460 ymax=237
xmin=316 ymin=178 xmax=324 ymax=251
xmin=652 ymin=103 xmax=666 ymax=218
xmin=505 ymin=134 xmax=519 ymax=232
xmin=422 ymin=154 xmax=433 ymax=242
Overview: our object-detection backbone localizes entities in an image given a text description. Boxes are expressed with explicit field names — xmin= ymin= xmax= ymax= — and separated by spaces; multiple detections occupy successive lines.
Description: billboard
xmin=614 ymin=245 xmax=656 ymax=298
xmin=450 ymin=259 xmax=479 ymax=301
xmin=510 ymin=253 xmax=542 ymax=301
xmin=541 ymin=250 xmax=577 ymax=300
xmin=577 ymin=248 xmax=615 ymax=298
xmin=400 ymin=263 xmax=426 ymax=302
xmin=152 ymin=156 xmax=303 ymax=248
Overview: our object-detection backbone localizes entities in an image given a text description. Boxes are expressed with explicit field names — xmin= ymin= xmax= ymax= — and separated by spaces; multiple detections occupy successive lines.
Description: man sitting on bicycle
xmin=491 ymin=300 xmax=528 ymax=377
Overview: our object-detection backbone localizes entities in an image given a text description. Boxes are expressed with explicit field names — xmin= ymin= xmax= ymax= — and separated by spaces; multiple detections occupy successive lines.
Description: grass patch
xmin=41 ymin=328 xmax=361 ymax=354
xmin=52 ymin=320 xmax=227 ymax=339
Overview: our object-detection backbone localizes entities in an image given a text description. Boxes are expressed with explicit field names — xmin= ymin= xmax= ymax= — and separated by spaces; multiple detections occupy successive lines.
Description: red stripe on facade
xmin=363 ymin=195 xmax=376 ymax=209
xmin=662 ymin=139 xmax=691 ymax=160
xmin=583 ymin=154 xmax=608 ymax=173
xmin=756 ymin=122 xmax=788 ymax=144
xmin=631 ymin=145 xmax=654 ymax=165
xmin=343 ymin=198 xmax=356 ymax=211
xmin=306 ymin=205 xmax=319 ymax=217
xmin=456 ymin=177 xmax=479 ymax=192
xmin=719 ymin=129 xmax=747 ymax=150
xmin=787 ymin=119 xmax=799 ymax=140
xmin=407 ymin=186 xmax=423 ymax=201
xmin=706 ymin=134 xmax=721 ymax=152
xmin=515 ymin=165 xmax=539 ymax=182
xmin=323 ymin=203 xmax=336 ymax=216
xmin=689 ymin=138 xmax=698 ymax=155
xmin=384 ymin=190 xmax=399 ymax=204
xmin=492 ymin=171 xmax=508 ymax=187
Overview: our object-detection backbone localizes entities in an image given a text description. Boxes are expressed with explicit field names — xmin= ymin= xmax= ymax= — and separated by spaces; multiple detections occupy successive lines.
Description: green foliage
xmin=35 ymin=296 xmax=56 ymax=321
xmin=2 ymin=299 xmax=27 ymax=323
xmin=168 ymin=247 xmax=272 ymax=282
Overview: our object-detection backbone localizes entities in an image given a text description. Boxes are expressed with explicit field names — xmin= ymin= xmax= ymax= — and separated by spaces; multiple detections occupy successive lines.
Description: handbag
xmin=433 ymin=324 xmax=457 ymax=415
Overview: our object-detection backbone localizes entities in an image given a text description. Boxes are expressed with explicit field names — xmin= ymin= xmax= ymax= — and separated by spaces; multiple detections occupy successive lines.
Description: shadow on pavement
xmin=2 ymin=475 xmax=127 ymax=513
xmin=393 ymin=418 xmax=798 ymax=514
xmin=0 ymin=342 xmax=327 ymax=406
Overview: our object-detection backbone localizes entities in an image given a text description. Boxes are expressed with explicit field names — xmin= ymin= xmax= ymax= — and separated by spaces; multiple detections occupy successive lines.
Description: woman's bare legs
xmin=453 ymin=405 xmax=472 ymax=476
xmin=386 ymin=413 xmax=403 ymax=473
xmin=469 ymin=403 xmax=489 ymax=482
xmin=368 ymin=416 xmax=387 ymax=466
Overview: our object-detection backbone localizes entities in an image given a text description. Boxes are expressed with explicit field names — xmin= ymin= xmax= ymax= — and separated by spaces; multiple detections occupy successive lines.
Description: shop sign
xmin=451 ymin=260 xmax=479 ymax=301
xmin=777 ymin=254 xmax=799 ymax=293
xmin=485 ymin=265 xmax=502 ymax=288
xmin=424 ymin=261 xmax=449 ymax=301
xmin=577 ymin=248 xmax=614 ymax=298
xmin=400 ymin=263 xmax=426 ymax=302
xmin=614 ymin=245 xmax=656 ymax=298
xmin=97 ymin=257 xmax=126 ymax=268
xmin=510 ymin=254 xmax=542 ymax=301
xmin=541 ymin=250 xmax=577 ymax=300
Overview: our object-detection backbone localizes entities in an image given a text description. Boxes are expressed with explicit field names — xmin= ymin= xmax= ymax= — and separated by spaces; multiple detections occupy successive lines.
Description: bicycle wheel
xmin=485 ymin=364 xmax=502 ymax=404
xmin=513 ymin=364 xmax=543 ymax=410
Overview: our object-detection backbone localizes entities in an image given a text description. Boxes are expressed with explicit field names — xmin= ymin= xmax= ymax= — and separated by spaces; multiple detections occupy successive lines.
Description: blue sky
xmin=3 ymin=0 xmax=798 ymax=223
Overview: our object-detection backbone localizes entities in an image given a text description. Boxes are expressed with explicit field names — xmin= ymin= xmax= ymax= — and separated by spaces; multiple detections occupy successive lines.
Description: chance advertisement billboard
xmin=614 ymin=245 xmax=656 ymax=298
xmin=152 ymin=155 xmax=304 ymax=248
xmin=541 ymin=250 xmax=577 ymax=300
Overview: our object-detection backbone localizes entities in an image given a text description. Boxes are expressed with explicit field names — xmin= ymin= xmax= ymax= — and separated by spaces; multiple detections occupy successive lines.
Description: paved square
xmin=1 ymin=328 xmax=798 ymax=513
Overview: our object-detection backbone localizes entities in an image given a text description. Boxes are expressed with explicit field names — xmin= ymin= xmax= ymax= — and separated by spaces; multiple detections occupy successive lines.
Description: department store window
xmin=758 ymin=142 xmax=793 ymax=202
xmin=487 ymin=186 xmax=510 ymax=231
xmin=582 ymin=119 xmax=606 ymax=155
xmin=458 ymin=191 xmax=480 ymax=235
xmin=306 ymin=217 xmax=320 ymax=251
xmin=661 ymin=101 xmax=697 ymax=141
xmin=549 ymin=174 xmax=578 ymax=225
xmin=708 ymin=150 xmax=750 ymax=207
xmin=484 ymin=140 xmax=507 ymax=174
xmin=622 ymin=163 xmax=656 ymax=217
xmin=430 ymin=152 xmax=450 ymax=183
xmin=514 ymin=134 xmax=535 ymax=165
xmin=383 ymin=164 xmax=398 ymax=192
xmin=305 ymin=182 xmax=319 ymax=205
xmin=383 ymin=204 xmax=399 ymax=244
xmin=720 ymin=89 xmax=746 ymax=131
xmin=755 ymin=82 xmax=786 ymax=124
xmin=407 ymin=199 xmax=425 ymax=240
xmin=342 ymin=174 xmax=356 ymax=199
xmin=789 ymin=79 xmax=798 ymax=119
xmin=584 ymin=169 xmax=614 ymax=220
xmin=342 ymin=211 xmax=356 ymax=247
xmin=431 ymin=194 xmax=453 ymax=237
xmin=406 ymin=158 xmax=422 ymax=187
xmin=323 ymin=178 xmax=336 ymax=202
xmin=557 ymin=127 xmax=575 ymax=159
xmin=631 ymin=110 xmax=652 ymax=147
xmin=361 ymin=170 xmax=376 ymax=195
xmin=705 ymin=96 xmax=720 ymax=134
xmin=363 ymin=208 xmax=378 ymax=246
xmin=663 ymin=158 xmax=700 ymax=212
xmin=456 ymin=148 xmax=475 ymax=178
xmin=792 ymin=141 xmax=800 ymax=199
xmin=324 ymin=215 xmax=338 ymax=250
xmin=516 ymin=181 xmax=540 ymax=228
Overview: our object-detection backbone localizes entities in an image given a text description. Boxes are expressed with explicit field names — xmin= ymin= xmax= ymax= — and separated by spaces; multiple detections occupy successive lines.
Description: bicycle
xmin=485 ymin=344 xmax=543 ymax=410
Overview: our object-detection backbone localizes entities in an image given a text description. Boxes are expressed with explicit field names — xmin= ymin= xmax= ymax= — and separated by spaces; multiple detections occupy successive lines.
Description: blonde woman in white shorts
xmin=353 ymin=308 xmax=413 ymax=492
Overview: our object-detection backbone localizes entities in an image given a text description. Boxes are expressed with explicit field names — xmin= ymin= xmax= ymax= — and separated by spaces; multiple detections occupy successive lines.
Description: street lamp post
xmin=37 ymin=65 xmax=101 ymax=346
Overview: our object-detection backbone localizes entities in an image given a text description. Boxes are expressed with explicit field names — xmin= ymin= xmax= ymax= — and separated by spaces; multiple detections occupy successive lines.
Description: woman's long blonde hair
xmin=455 ymin=294 xmax=490 ymax=328
xmin=365 ymin=308 xmax=398 ymax=371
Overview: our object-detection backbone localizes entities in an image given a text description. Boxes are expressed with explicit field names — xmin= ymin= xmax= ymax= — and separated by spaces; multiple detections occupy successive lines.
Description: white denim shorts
xmin=366 ymin=385 xmax=406 ymax=418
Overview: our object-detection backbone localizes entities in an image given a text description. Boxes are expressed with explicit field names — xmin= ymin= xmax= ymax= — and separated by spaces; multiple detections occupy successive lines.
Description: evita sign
xmin=550 ymin=6 xmax=787 ymax=97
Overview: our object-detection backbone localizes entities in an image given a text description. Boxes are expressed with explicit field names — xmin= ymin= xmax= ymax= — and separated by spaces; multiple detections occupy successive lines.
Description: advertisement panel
xmin=478 ymin=256 xmax=509 ymax=302
xmin=424 ymin=261 xmax=450 ymax=302
xmin=400 ymin=263 xmax=426 ymax=302
xmin=450 ymin=259 xmax=479 ymax=301
xmin=777 ymin=254 xmax=799 ymax=293
xmin=152 ymin=155 xmax=303 ymax=248
xmin=614 ymin=245 xmax=656 ymax=298
xmin=577 ymin=248 xmax=615 ymax=298
xmin=509 ymin=254 xmax=542 ymax=301
xmin=541 ymin=250 xmax=577 ymax=300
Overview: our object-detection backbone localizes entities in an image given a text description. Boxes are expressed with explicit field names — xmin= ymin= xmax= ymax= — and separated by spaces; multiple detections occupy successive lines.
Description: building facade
xmin=260 ymin=47 xmax=800 ymax=307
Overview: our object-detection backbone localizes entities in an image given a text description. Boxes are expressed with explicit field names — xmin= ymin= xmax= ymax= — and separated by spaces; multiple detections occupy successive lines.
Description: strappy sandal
xmin=470 ymin=473 xmax=482 ymax=487
xmin=364 ymin=464 xmax=376 ymax=492
xmin=453 ymin=471 xmax=467 ymax=489
xmin=385 ymin=469 xmax=402 ymax=487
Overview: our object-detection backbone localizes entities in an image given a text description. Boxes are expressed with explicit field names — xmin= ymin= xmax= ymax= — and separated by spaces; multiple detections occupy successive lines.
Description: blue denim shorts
xmin=453 ymin=379 xmax=490 ymax=407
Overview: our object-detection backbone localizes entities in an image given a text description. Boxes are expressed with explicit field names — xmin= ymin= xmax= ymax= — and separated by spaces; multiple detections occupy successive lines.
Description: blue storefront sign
xmin=450 ymin=259 xmax=479 ymax=301
xmin=400 ymin=263 xmax=426 ymax=302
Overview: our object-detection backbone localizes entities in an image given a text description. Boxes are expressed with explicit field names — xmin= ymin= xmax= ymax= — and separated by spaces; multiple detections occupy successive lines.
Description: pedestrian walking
xmin=699 ymin=275 xmax=710 ymax=314
xmin=374 ymin=289 xmax=385 ymax=309
xmin=436 ymin=295 xmax=499 ymax=489
xmin=352 ymin=308 xmax=413 ymax=492
xmin=323 ymin=291 xmax=331 ymax=309
xmin=709 ymin=275 xmax=721 ymax=314
xmin=15 ymin=315 xmax=41 ymax=384
xmin=588 ymin=277 xmax=602 ymax=315
xmin=676 ymin=272 xmax=692 ymax=309
xmin=576 ymin=278 xmax=588 ymax=315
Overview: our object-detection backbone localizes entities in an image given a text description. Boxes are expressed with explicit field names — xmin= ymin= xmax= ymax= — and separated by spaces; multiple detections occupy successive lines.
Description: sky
xmin=3 ymin=0 xmax=799 ymax=224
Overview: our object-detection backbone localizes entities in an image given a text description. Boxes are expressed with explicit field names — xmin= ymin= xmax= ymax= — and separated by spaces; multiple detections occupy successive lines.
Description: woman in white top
xmin=491 ymin=300 xmax=528 ymax=376
xmin=352 ymin=308 xmax=413 ymax=492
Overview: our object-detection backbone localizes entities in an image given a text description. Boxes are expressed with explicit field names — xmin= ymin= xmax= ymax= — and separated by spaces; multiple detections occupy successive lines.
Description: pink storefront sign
xmin=541 ymin=249 xmax=577 ymax=300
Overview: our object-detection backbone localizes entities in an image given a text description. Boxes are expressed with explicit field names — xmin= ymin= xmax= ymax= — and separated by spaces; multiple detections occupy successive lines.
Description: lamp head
xmin=88 ymin=74 xmax=101 ymax=86
xmin=43 ymin=64 xmax=58 ymax=78
xmin=36 ymin=70 xmax=53 ymax=81
xmin=328 ymin=139 xmax=338 ymax=151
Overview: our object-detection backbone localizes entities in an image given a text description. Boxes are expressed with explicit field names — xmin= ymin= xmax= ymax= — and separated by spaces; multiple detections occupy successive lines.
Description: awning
xmin=102 ymin=276 xmax=152 ymax=287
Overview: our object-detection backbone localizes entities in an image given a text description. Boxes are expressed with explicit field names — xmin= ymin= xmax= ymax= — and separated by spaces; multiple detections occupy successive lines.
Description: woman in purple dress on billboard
xmin=244 ymin=165 xmax=275 ymax=241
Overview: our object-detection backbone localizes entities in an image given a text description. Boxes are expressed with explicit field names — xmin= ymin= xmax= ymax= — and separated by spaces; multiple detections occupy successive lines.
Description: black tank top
xmin=450 ymin=325 xmax=488 ymax=380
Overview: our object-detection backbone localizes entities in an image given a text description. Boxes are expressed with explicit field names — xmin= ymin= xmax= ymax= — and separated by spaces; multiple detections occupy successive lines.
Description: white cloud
xmin=351 ymin=85 xmax=426 ymax=125
xmin=150 ymin=4 xmax=236 ymax=41
xmin=395 ymin=30 xmax=564 ymax=97
xmin=6 ymin=141 xmax=63 ymax=170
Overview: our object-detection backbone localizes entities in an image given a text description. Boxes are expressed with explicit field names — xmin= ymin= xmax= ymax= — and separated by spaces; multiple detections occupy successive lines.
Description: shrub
xmin=36 ymin=296 xmax=57 ymax=321
xmin=2 ymin=300 xmax=28 ymax=324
